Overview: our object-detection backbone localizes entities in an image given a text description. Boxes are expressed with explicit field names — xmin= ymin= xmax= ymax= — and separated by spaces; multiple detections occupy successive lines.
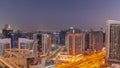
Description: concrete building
xmin=89 ymin=30 xmax=104 ymax=51
xmin=66 ymin=33 xmax=82 ymax=55
xmin=0 ymin=39 xmax=11 ymax=55
xmin=106 ymin=20 xmax=120 ymax=63
xmin=66 ymin=27 xmax=82 ymax=55
xmin=80 ymin=32 xmax=89 ymax=54
xmin=34 ymin=33 xmax=52 ymax=55
xmin=42 ymin=34 xmax=52 ymax=55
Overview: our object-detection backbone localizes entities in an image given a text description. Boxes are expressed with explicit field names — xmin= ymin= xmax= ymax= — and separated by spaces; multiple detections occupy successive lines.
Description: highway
xmin=0 ymin=56 xmax=14 ymax=68
xmin=48 ymin=46 xmax=63 ymax=59
xmin=45 ymin=65 xmax=55 ymax=68
xmin=56 ymin=51 xmax=106 ymax=68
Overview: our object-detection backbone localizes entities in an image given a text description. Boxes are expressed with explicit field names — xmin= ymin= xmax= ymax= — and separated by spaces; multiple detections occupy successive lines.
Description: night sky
xmin=0 ymin=0 xmax=120 ymax=31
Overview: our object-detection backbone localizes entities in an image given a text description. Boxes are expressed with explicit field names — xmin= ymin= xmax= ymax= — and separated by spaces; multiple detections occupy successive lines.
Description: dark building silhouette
xmin=58 ymin=30 xmax=66 ymax=46
xmin=2 ymin=24 xmax=13 ymax=38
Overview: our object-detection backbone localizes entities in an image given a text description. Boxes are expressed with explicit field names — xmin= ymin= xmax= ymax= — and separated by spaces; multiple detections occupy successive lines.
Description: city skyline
xmin=0 ymin=0 xmax=120 ymax=31
xmin=0 ymin=0 xmax=120 ymax=67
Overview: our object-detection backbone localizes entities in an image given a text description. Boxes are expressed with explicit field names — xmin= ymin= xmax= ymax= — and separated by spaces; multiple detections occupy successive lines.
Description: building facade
xmin=42 ymin=34 xmax=52 ymax=55
xmin=36 ymin=33 xmax=52 ymax=55
xmin=89 ymin=30 xmax=104 ymax=51
xmin=80 ymin=32 xmax=89 ymax=54
xmin=106 ymin=20 xmax=120 ymax=62
xmin=66 ymin=33 xmax=82 ymax=55
xmin=58 ymin=31 xmax=66 ymax=46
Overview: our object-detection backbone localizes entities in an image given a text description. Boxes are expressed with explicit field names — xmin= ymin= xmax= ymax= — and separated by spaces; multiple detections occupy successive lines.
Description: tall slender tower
xmin=42 ymin=34 xmax=51 ymax=55
xmin=37 ymin=33 xmax=51 ymax=55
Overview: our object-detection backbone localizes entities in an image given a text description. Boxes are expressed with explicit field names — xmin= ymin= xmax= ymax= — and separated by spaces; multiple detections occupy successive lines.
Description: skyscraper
xmin=37 ymin=34 xmax=43 ymax=53
xmin=66 ymin=33 xmax=82 ymax=55
xmin=36 ymin=33 xmax=51 ymax=55
xmin=106 ymin=20 xmax=120 ymax=62
xmin=42 ymin=34 xmax=51 ymax=55
xmin=66 ymin=27 xmax=82 ymax=55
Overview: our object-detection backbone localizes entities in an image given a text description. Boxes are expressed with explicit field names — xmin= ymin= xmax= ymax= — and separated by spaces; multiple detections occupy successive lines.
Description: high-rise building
xmin=66 ymin=33 xmax=82 ymax=55
xmin=58 ymin=30 xmax=66 ymax=46
xmin=89 ymin=30 xmax=104 ymax=51
xmin=37 ymin=34 xmax=43 ymax=53
xmin=106 ymin=20 xmax=120 ymax=62
xmin=51 ymin=32 xmax=59 ymax=46
xmin=36 ymin=33 xmax=51 ymax=55
xmin=2 ymin=24 xmax=13 ymax=38
xmin=80 ymin=32 xmax=89 ymax=54
xmin=42 ymin=34 xmax=51 ymax=55
xmin=66 ymin=27 xmax=82 ymax=55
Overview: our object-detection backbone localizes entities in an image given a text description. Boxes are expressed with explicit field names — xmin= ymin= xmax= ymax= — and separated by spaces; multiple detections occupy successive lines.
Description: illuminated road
xmin=56 ymin=51 xmax=106 ymax=68
xmin=45 ymin=65 xmax=55 ymax=68
xmin=0 ymin=56 xmax=14 ymax=68
xmin=48 ymin=46 xmax=63 ymax=59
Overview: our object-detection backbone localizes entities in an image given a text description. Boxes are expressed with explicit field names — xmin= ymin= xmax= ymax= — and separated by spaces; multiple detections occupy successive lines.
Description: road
xmin=0 ymin=56 xmax=14 ymax=68
xmin=56 ymin=51 xmax=106 ymax=68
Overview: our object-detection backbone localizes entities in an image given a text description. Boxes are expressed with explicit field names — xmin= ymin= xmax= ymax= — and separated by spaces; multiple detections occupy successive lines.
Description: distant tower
xmin=106 ymin=20 xmax=120 ymax=63
xmin=2 ymin=24 xmax=13 ymax=38
xmin=4 ymin=24 xmax=11 ymax=30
